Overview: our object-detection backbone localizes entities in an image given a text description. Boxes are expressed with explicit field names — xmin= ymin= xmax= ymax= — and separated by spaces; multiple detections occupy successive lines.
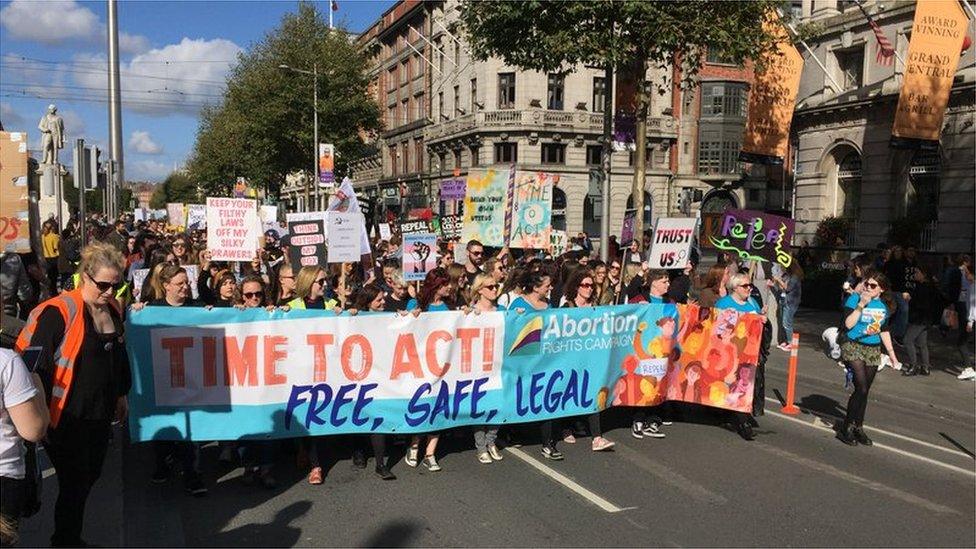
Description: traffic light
xmin=86 ymin=146 xmax=102 ymax=190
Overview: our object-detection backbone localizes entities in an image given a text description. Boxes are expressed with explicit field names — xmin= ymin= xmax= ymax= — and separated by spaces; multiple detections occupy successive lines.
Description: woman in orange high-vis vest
xmin=15 ymin=241 xmax=130 ymax=547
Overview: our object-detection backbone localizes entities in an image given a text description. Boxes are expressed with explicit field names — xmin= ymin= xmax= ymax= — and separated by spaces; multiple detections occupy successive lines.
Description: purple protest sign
xmin=620 ymin=208 xmax=637 ymax=247
xmin=709 ymin=209 xmax=795 ymax=267
xmin=439 ymin=178 xmax=466 ymax=201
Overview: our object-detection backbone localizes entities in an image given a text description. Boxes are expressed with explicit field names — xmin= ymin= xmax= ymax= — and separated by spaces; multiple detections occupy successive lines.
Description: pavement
xmin=15 ymin=307 xmax=976 ymax=547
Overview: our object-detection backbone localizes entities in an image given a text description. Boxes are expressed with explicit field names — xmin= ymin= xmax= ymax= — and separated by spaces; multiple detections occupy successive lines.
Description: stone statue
xmin=38 ymin=104 xmax=64 ymax=168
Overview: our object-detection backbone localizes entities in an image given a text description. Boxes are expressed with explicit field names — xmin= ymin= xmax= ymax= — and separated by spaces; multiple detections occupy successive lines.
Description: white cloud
xmin=129 ymin=130 xmax=163 ymax=154
xmin=129 ymin=159 xmax=172 ymax=182
xmin=1 ymin=102 xmax=26 ymax=130
xmin=71 ymin=37 xmax=241 ymax=115
xmin=0 ymin=0 xmax=150 ymax=54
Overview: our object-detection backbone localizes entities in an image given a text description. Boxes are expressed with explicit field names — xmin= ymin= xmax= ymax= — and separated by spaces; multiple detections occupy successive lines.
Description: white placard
xmin=647 ymin=217 xmax=698 ymax=269
xmin=378 ymin=223 xmax=392 ymax=241
xmin=206 ymin=197 xmax=259 ymax=262
xmin=186 ymin=204 xmax=207 ymax=231
xmin=327 ymin=211 xmax=364 ymax=263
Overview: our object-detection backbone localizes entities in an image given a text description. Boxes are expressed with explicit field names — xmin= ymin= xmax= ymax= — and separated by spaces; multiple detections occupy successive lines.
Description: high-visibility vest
xmin=70 ymin=272 xmax=129 ymax=301
xmin=287 ymin=297 xmax=337 ymax=310
xmin=14 ymin=288 xmax=121 ymax=428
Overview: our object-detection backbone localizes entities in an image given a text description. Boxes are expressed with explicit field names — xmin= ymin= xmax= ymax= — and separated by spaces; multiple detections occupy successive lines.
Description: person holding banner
xmin=469 ymin=273 xmax=506 ymax=464
xmin=382 ymin=272 xmax=411 ymax=313
xmin=286 ymin=266 xmax=338 ymax=311
xmin=631 ymin=270 xmax=672 ymax=440
xmin=560 ymin=269 xmax=616 ymax=452
xmin=716 ymin=272 xmax=765 ymax=441
xmin=271 ymin=263 xmax=296 ymax=307
xmin=15 ymin=242 xmax=132 ymax=545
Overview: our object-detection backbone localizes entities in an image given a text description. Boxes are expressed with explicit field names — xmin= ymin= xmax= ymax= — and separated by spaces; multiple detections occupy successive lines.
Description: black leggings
xmin=844 ymin=359 xmax=878 ymax=426
xmin=45 ymin=418 xmax=111 ymax=546
xmin=356 ymin=434 xmax=388 ymax=466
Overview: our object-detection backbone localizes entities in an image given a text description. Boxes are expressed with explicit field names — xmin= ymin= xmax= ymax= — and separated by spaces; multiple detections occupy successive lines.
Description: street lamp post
xmin=279 ymin=63 xmax=318 ymax=212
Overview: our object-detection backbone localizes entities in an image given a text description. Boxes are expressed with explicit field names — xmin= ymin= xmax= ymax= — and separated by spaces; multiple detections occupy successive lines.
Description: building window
xmin=454 ymin=41 xmax=460 ymax=67
xmin=541 ymin=143 xmax=566 ymax=164
xmin=417 ymin=93 xmax=426 ymax=120
xmin=706 ymin=48 xmax=737 ymax=65
xmin=453 ymin=85 xmax=460 ymax=116
xmin=592 ymin=77 xmax=606 ymax=113
xmin=838 ymin=152 xmax=862 ymax=218
xmin=438 ymin=91 xmax=444 ymax=120
xmin=498 ymin=72 xmax=516 ymax=109
xmin=415 ymin=140 xmax=424 ymax=172
xmin=387 ymin=105 xmax=396 ymax=127
xmin=626 ymin=191 xmax=654 ymax=225
xmin=547 ymin=73 xmax=565 ymax=110
xmin=837 ymin=47 xmax=864 ymax=91
xmin=401 ymin=98 xmax=409 ymax=125
xmin=470 ymin=145 xmax=481 ymax=167
xmin=402 ymin=142 xmax=410 ymax=173
xmin=627 ymin=148 xmax=654 ymax=167
xmin=494 ymin=142 xmax=517 ymax=163
xmin=438 ymin=38 xmax=445 ymax=73
xmin=909 ymin=150 xmax=940 ymax=223
xmin=453 ymin=149 xmax=462 ymax=169
xmin=387 ymin=67 xmax=397 ymax=91
xmin=389 ymin=145 xmax=398 ymax=177
xmin=438 ymin=152 xmax=446 ymax=172
xmin=470 ymin=78 xmax=478 ymax=112
xmin=586 ymin=144 xmax=603 ymax=166
xmin=701 ymin=82 xmax=747 ymax=117
xmin=415 ymin=54 xmax=424 ymax=76
xmin=697 ymin=140 xmax=741 ymax=174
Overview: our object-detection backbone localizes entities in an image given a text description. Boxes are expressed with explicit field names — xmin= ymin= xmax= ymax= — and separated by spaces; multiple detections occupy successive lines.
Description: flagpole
xmin=777 ymin=10 xmax=843 ymax=94
xmin=329 ymin=1 xmax=334 ymax=29
xmin=853 ymin=1 xmax=906 ymax=67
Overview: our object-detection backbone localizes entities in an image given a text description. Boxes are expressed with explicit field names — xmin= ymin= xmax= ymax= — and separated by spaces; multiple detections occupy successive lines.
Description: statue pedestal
xmin=37 ymin=164 xmax=68 ymax=229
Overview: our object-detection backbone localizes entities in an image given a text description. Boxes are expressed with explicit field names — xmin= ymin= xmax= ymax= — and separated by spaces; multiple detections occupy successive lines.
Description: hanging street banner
xmin=403 ymin=233 xmax=438 ymax=282
xmin=318 ymin=143 xmax=336 ymax=187
xmin=186 ymin=204 xmax=207 ymax=231
xmin=648 ymin=217 xmax=699 ymax=269
xmin=891 ymin=0 xmax=969 ymax=147
xmin=439 ymin=178 xmax=467 ymax=201
xmin=287 ymin=217 xmax=327 ymax=268
xmin=206 ymin=197 xmax=259 ymax=262
xmin=439 ymin=214 xmax=462 ymax=240
xmin=739 ymin=13 xmax=804 ymax=164
xmin=327 ymin=211 xmax=364 ymax=264
xmin=462 ymin=168 xmax=509 ymax=247
xmin=125 ymin=303 xmax=763 ymax=441
xmin=709 ymin=209 xmax=795 ymax=268
xmin=509 ymin=171 xmax=554 ymax=249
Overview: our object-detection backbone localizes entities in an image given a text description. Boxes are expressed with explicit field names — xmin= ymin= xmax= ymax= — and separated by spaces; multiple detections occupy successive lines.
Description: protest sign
xmin=206 ymin=197 xmax=259 ymax=262
xmin=328 ymin=177 xmax=371 ymax=256
xmin=400 ymin=219 xmax=433 ymax=235
xmin=131 ymin=268 xmax=149 ymax=300
xmin=151 ymin=209 xmax=167 ymax=220
xmin=439 ymin=178 xmax=466 ymax=201
xmin=327 ymin=211 xmax=364 ymax=263
xmin=183 ymin=264 xmax=200 ymax=300
xmin=439 ymin=214 xmax=462 ymax=240
xmin=126 ymin=303 xmax=762 ymax=441
xmin=318 ymin=143 xmax=335 ymax=187
xmin=378 ymin=223 xmax=392 ymax=241
xmin=403 ymin=233 xmax=438 ymax=282
xmin=186 ymin=204 xmax=207 ymax=231
xmin=709 ymin=209 xmax=795 ymax=268
xmin=260 ymin=205 xmax=279 ymax=232
xmin=648 ymin=217 xmax=698 ymax=269
xmin=462 ymin=168 xmax=509 ymax=247
xmin=509 ymin=171 xmax=553 ymax=249
xmin=134 ymin=208 xmax=149 ymax=223
xmin=620 ymin=209 xmax=637 ymax=247
xmin=166 ymin=203 xmax=185 ymax=226
xmin=287 ymin=217 xmax=327 ymax=268
xmin=0 ymin=131 xmax=30 ymax=253
xmin=550 ymin=230 xmax=567 ymax=257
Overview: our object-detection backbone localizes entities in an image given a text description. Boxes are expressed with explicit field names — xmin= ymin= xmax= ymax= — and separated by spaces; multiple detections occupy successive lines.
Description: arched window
xmin=700 ymin=189 xmax=738 ymax=213
xmin=626 ymin=191 xmax=653 ymax=225
xmin=838 ymin=152 xmax=862 ymax=219
xmin=583 ymin=172 xmax=603 ymax=237
xmin=552 ymin=187 xmax=567 ymax=231
xmin=909 ymin=150 xmax=940 ymax=223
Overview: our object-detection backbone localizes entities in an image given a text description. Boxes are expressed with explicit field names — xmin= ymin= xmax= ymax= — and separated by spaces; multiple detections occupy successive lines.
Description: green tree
xmin=61 ymin=174 xmax=132 ymax=217
xmin=149 ymin=172 xmax=198 ymax=209
xmin=186 ymin=2 xmax=381 ymax=198
xmin=459 ymin=0 xmax=784 ymax=245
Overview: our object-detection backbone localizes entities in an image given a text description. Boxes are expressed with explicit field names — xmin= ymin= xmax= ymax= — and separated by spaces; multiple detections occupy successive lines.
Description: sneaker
xmin=777 ymin=342 xmax=792 ymax=352
xmin=852 ymin=426 xmax=873 ymax=446
xmin=661 ymin=419 xmax=674 ymax=426
xmin=919 ymin=364 xmax=931 ymax=376
xmin=477 ymin=452 xmax=493 ymax=464
xmin=641 ymin=422 xmax=666 ymax=439
xmin=422 ymin=455 xmax=441 ymax=472
xmin=374 ymin=465 xmax=396 ymax=480
xmin=958 ymin=367 xmax=976 ymax=380
xmin=307 ymin=467 xmax=324 ymax=485
xmin=561 ymin=430 xmax=577 ymax=444
xmin=487 ymin=445 xmax=504 ymax=461
xmin=836 ymin=423 xmax=858 ymax=446
xmin=150 ymin=464 xmax=169 ymax=484
xmin=631 ymin=421 xmax=645 ymax=439
xmin=405 ymin=447 xmax=419 ymax=467
xmin=185 ymin=476 xmax=208 ymax=497
xmin=541 ymin=445 xmax=564 ymax=461
xmin=591 ymin=437 xmax=616 ymax=451
xmin=736 ymin=422 xmax=755 ymax=441
xmin=901 ymin=364 xmax=918 ymax=376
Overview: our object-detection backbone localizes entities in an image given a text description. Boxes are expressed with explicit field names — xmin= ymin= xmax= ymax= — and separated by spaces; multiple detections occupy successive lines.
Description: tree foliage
xmin=60 ymin=174 xmax=132 ymax=217
xmin=186 ymin=2 xmax=381 ymax=198
xmin=149 ymin=172 xmax=199 ymax=209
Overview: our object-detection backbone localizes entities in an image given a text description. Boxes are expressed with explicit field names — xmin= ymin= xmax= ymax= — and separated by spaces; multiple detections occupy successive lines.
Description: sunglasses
xmin=243 ymin=291 xmax=263 ymax=299
xmin=314 ymin=278 xmax=328 ymax=287
xmin=483 ymin=284 xmax=499 ymax=290
xmin=579 ymin=282 xmax=594 ymax=288
xmin=87 ymin=273 xmax=122 ymax=294
xmin=738 ymin=283 xmax=753 ymax=289
xmin=864 ymin=281 xmax=879 ymax=289
xmin=469 ymin=250 xmax=483 ymax=256
xmin=172 ymin=242 xmax=186 ymax=249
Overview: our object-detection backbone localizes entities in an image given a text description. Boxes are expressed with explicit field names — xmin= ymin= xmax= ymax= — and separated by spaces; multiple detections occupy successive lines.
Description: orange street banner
xmin=891 ymin=0 xmax=969 ymax=147
xmin=739 ymin=15 xmax=803 ymax=164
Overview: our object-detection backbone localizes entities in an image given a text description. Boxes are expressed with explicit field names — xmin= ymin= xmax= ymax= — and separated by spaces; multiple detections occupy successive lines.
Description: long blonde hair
xmin=294 ymin=266 xmax=324 ymax=300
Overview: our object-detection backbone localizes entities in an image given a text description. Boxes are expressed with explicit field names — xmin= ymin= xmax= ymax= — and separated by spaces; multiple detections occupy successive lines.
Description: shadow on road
xmin=797 ymin=393 xmax=847 ymax=425
xmin=356 ymin=519 xmax=422 ymax=548
xmin=208 ymin=501 xmax=312 ymax=547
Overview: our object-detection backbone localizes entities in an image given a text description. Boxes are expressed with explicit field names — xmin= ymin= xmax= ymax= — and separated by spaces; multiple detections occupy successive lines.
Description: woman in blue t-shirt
xmin=837 ymin=270 xmax=899 ymax=446
xmin=715 ymin=272 xmax=765 ymax=441
xmin=468 ymin=273 xmax=506 ymax=464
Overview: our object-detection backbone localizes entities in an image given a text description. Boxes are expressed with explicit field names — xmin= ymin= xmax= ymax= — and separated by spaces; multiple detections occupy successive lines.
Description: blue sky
xmin=0 ymin=0 xmax=391 ymax=182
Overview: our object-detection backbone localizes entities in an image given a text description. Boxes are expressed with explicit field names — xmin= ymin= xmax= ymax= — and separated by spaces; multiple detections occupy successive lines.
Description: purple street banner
xmin=709 ymin=209 xmax=795 ymax=267
xmin=439 ymin=178 xmax=467 ymax=201
xmin=318 ymin=143 xmax=335 ymax=187
xmin=403 ymin=233 xmax=438 ymax=282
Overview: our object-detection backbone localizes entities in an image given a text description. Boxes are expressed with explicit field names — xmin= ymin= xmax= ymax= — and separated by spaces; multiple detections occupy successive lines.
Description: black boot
xmin=919 ymin=364 xmax=930 ymax=376
xmin=374 ymin=464 xmax=396 ymax=480
xmin=852 ymin=425 xmax=873 ymax=446
xmin=736 ymin=418 xmax=755 ymax=441
xmin=352 ymin=449 xmax=367 ymax=469
xmin=836 ymin=423 xmax=858 ymax=446
xmin=901 ymin=364 xmax=917 ymax=376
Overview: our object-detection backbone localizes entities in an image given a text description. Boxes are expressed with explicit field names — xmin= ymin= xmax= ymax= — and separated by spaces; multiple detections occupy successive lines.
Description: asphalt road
xmin=17 ymin=308 xmax=976 ymax=547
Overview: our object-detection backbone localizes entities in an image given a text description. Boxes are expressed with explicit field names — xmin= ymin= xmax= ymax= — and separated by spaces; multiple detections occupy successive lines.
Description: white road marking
xmin=613 ymin=443 xmax=728 ymax=505
xmin=505 ymin=447 xmax=634 ymax=513
xmin=764 ymin=396 xmax=973 ymax=460
xmin=756 ymin=443 xmax=961 ymax=515
xmin=765 ymin=408 xmax=976 ymax=478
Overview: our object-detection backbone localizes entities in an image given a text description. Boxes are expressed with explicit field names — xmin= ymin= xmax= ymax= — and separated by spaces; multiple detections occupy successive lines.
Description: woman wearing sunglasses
xmin=560 ymin=269 xmax=616 ymax=452
xmin=716 ymin=272 xmax=765 ymax=441
xmin=837 ymin=271 xmax=899 ymax=446
xmin=286 ymin=266 xmax=338 ymax=312
xmin=468 ymin=273 xmax=506 ymax=464
xmin=15 ymin=242 xmax=131 ymax=546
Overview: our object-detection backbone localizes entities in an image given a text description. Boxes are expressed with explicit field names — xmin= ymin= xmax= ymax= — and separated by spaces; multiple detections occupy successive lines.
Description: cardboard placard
xmin=403 ymin=233 xmax=438 ymax=282
xmin=648 ymin=217 xmax=698 ymax=269
xmin=186 ymin=204 xmax=207 ymax=231
xmin=206 ymin=197 xmax=259 ymax=262
xmin=0 ymin=131 xmax=32 ymax=253
xmin=439 ymin=214 xmax=462 ymax=240
xmin=709 ymin=209 xmax=795 ymax=267
xmin=287 ymin=218 xmax=327 ymax=268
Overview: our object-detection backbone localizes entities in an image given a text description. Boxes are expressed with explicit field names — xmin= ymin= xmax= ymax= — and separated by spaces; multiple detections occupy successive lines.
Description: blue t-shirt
xmin=508 ymin=296 xmax=548 ymax=311
xmin=715 ymin=295 xmax=761 ymax=313
xmin=843 ymin=293 xmax=889 ymax=345
xmin=406 ymin=298 xmax=451 ymax=312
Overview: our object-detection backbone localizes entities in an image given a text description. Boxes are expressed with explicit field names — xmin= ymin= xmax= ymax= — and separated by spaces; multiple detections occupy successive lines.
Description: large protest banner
xmin=125 ymin=303 xmax=763 ymax=441
xmin=403 ymin=233 xmax=438 ymax=282
xmin=709 ymin=209 xmax=795 ymax=268
xmin=206 ymin=198 xmax=259 ymax=262
xmin=462 ymin=168 xmax=509 ymax=247
xmin=648 ymin=217 xmax=698 ymax=269
xmin=891 ymin=0 xmax=969 ymax=147
xmin=509 ymin=171 xmax=554 ymax=249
